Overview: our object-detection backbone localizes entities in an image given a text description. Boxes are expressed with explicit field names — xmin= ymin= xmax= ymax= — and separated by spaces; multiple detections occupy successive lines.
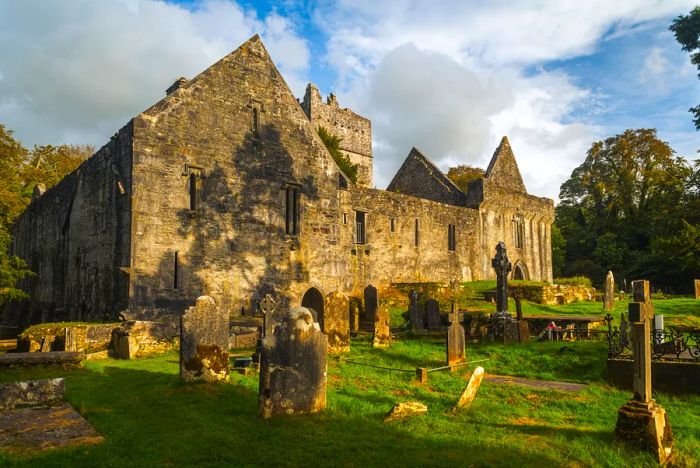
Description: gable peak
xmin=484 ymin=135 xmax=526 ymax=193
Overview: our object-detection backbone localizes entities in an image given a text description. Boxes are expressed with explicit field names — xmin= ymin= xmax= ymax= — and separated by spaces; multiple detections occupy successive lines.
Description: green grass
xmin=1 ymin=337 xmax=699 ymax=467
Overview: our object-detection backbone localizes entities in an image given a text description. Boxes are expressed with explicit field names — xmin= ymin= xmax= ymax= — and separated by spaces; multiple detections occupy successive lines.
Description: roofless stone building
xmin=4 ymin=35 xmax=554 ymax=328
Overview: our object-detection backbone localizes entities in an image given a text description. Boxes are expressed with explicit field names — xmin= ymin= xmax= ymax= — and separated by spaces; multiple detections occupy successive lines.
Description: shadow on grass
xmin=2 ymin=358 xmax=572 ymax=468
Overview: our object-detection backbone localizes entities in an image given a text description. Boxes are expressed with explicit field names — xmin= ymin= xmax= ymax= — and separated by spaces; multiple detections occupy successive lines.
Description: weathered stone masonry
xmin=5 ymin=35 xmax=553 ymax=332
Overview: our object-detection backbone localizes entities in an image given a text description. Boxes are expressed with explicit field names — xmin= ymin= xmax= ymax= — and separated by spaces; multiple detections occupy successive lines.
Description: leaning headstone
xmin=695 ymin=279 xmax=700 ymax=300
xmin=408 ymin=290 xmax=425 ymax=333
xmin=258 ymin=307 xmax=327 ymax=419
xmin=372 ymin=303 xmax=391 ymax=348
xmin=488 ymin=242 xmax=518 ymax=342
xmin=180 ymin=296 xmax=229 ymax=383
xmin=615 ymin=280 xmax=673 ymax=464
xmin=446 ymin=304 xmax=465 ymax=369
xmin=425 ymin=299 xmax=441 ymax=330
xmin=452 ymin=367 xmax=485 ymax=413
xmin=604 ymin=271 xmax=615 ymax=311
xmin=324 ymin=291 xmax=350 ymax=354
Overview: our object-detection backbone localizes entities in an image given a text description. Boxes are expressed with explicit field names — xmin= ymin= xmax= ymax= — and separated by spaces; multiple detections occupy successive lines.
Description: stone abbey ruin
xmin=4 ymin=35 xmax=554 ymax=329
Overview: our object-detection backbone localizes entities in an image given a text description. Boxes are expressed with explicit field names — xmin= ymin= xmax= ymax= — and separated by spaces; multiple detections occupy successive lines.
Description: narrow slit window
xmin=189 ymin=173 xmax=198 ymax=211
xmin=285 ymin=186 xmax=300 ymax=236
xmin=448 ymin=224 xmax=456 ymax=251
xmin=355 ymin=211 xmax=366 ymax=244
xmin=342 ymin=213 xmax=348 ymax=225
xmin=513 ymin=214 xmax=525 ymax=249
xmin=390 ymin=218 xmax=395 ymax=233
xmin=251 ymin=108 xmax=259 ymax=135
xmin=414 ymin=219 xmax=420 ymax=247
xmin=174 ymin=251 xmax=179 ymax=289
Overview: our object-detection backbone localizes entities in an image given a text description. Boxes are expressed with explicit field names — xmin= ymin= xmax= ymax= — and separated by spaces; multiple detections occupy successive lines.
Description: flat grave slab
xmin=0 ymin=403 xmax=103 ymax=453
xmin=484 ymin=374 xmax=587 ymax=392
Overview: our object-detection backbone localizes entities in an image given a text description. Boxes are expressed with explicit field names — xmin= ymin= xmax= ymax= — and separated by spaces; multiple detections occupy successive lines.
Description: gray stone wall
xmin=301 ymin=84 xmax=373 ymax=187
xmin=5 ymin=125 xmax=133 ymax=327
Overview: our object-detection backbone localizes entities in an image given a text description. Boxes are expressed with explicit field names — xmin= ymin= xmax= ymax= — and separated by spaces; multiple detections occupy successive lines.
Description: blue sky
xmin=0 ymin=0 xmax=697 ymax=200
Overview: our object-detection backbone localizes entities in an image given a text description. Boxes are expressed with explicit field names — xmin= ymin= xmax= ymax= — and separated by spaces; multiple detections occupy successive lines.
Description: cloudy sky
xmin=0 ymin=0 xmax=698 ymax=200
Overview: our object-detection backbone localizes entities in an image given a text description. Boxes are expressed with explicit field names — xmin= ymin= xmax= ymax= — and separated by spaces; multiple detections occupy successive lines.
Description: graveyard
xmin=1 ymin=279 xmax=700 ymax=467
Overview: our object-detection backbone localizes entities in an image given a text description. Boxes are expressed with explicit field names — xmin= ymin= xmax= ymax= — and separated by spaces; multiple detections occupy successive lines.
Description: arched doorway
xmin=513 ymin=263 xmax=527 ymax=280
xmin=301 ymin=287 xmax=324 ymax=330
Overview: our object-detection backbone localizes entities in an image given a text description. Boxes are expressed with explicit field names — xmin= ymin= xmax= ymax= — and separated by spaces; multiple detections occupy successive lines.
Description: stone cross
xmin=604 ymin=271 xmax=615 ymax=311
xmin=446 ymin=303 xmax=466 ymax=368
xmin=259 ymin=294 xmax=276 ymax=338
xmin=629 ymin=280 xmax=653 ymax=403
xmin=491 ymin=242 xmax=511 ymax=314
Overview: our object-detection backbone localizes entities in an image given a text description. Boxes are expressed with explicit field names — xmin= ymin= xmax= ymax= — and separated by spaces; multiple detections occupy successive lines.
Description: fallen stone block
xmin=384 ymin=401 xmax=428 ymax=422
xmin=0 ymin=352 xmax=83 ymax=368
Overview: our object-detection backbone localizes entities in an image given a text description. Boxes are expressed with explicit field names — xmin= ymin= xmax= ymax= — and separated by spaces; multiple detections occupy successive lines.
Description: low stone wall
xmin=509 ymin=283 xmax=594 ymax=305
xmin=0 ymin=378 xmax=65 ymax=410
xmin=607 ymin=358 xmax=700 ymax=395
xmin=112 ymin=320 xmax=179 ymax=359
xmin=17 ymin=323 xmax=119 ymax=353
xmin=463 ymin=312 xmax=490 ymax=341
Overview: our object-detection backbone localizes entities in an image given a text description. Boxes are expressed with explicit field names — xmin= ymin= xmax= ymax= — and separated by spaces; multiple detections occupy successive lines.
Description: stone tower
xmin=301 ymin=83 xmax=373 ymax=187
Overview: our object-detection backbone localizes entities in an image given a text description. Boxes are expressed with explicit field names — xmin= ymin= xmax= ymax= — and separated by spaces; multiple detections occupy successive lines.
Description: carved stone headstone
xmin=363 ymin=285 xmax=378 ymax=324
xmin=258 ymin=307 xmax=327 ymax=419
xmin=372 ymin=303 xmax=391 ymax=348
xmin=615 ymin=280 xmax=673 ymax=464
xmin=446 ymin=304 xmax=465 ymax=368
xmin=604 ymin=271 xmax=615 ymax=311
xmin=324 ymin=291 xmax=350 ymax=354
xmin=259 ymin=294 xmax=276 ymax=338
xmin=425 ymin=299 xmax=441 ymax=330
xmin=180 ymin=296 xmax=229 ymax=383
xmin=452 ymin=367 xmax=484 ymax=412
xmin=408 ymin=289 xmax=424 ymax=332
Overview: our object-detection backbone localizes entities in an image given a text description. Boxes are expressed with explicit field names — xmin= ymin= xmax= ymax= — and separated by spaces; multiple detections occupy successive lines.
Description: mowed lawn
xmin=1 ymin=336 xmax=699 ymax=467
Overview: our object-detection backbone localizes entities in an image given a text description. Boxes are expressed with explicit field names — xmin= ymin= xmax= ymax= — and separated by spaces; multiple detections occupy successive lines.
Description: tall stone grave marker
xmin=446 ymin=304 xmax=466 ymax=369
xmin=488 ymin=242 xmax=518 ymax=342
xmin=324 ymin=291 xmax=350 ymax=354
xmin=363 ymin=285 xmax=378 ymax=329
xmin=372 ymin=303 xmax=391 ymax=348
xmin=259 ymin=293 xmax=276 ymax=338
xmin=349 ymin=297 xmax=361 ymax=332
xmin=180 ymin=296 xmax=230 ymax=383
xmin=408 ymin=289 xmax=425 ymax=333
xmin=425 ymin=299 xmax=441 ymax=330
xmin=604 ymin=271 xmax=615 ymax=311
xmin=614 ymin=280 xmax=673 ymax=464
xmin=258 ymin=307 xmax=328 ymax=419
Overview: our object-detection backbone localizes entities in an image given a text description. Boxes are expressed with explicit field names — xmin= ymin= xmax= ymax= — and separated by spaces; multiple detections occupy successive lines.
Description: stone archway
xmin=301 ymin=287 xmax=325 ymax=330
xmin=513 ymin=262 xmax=528 ymax=280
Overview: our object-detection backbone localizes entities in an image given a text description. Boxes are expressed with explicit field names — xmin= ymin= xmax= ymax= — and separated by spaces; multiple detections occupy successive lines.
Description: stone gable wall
xmin=5 ymin=125 xmax=133 ymax=327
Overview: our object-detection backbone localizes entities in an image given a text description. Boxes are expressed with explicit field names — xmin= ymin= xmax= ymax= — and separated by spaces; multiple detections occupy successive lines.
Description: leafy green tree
xmin=670 ymin=6 xmax=700 ymax=129
xmin=550 ymin=224 xmax=566 ymax=277
xmin=317 ymin=126 xmax=358 ymax=184
xmin=446 ymin=164 xmax=485 ymax=192
xmin=21 ymin=144 xmax=92 ymax=196
xmin=556 ymin=129 xmax=695 ymax=290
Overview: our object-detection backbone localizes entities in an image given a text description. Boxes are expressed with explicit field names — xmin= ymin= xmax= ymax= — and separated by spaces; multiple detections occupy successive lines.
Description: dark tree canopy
xmin=556 ymin=128 xmax=698 ymax=291
xmin=670 ymin=6 xmax=700 ymax=129
xmin=446 ymin=164 xmax=485 ymax=192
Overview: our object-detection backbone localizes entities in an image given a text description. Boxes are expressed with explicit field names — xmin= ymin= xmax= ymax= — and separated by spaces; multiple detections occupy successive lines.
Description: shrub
xmin=553 ymin=276 xmax=592 ymax=287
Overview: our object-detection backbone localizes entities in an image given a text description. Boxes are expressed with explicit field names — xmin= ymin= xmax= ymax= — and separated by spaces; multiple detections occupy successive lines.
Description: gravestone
xmin=363 ymin=285 xmax=378 ymax=326
xmin=324 ymin=291 xmax=350 ymax=353
xmin=604 ymin=271 xmax=615 ymax=311
xmin=349 ymin=297 xmax=361 ymax=332
xmin=615 ymin=280 xmax=673 ymax=464
xmin=452 ymin=367 xmax=484 ymax=413
xmin=446 ymin=304 xmax=465 ymax=369
xmin=259 ymin=294 xmax=276 ymax=338
xmin=425 ymin=299 xmax=441 ymax=330
xmin=408 ymin=289 xmax=425 ymax=333
xmin=372 ymin=303 xmax=391 ymax=348
xmin=258 ymin=307 xmax=328 ymax=419
xmin=64 ymin=327 xmax=77 ymax=352
xmin=695 ymin=279 xmax=700 ymax=299
xmin=488 ymin=242 xmax=518 ymax=342
xmin=180 ymin=296 xmax=229 ymax=383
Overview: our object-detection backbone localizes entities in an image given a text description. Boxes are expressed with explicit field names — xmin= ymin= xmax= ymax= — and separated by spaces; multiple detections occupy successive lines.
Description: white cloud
xmin=0 ymin=0 xmax=309 ymax=148
xmin=313 ymin=0 xmax=696 ymax=199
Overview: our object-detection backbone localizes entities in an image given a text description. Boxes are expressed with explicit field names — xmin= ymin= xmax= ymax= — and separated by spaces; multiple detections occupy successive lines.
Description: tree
xmin=21 ymin=144 xmax=92 ymax=196
xmin=446 ymin=164 xmax=485 ymax=192
xmin=670 ymin=6 xmax=700 ymax=129
xmin=317 ymin=126 xmax=358 ymax=183
xmin=550 ymin=224 xmax=566 ymax=277
xmin=556 ymin=129 xmax=695 ymax=289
